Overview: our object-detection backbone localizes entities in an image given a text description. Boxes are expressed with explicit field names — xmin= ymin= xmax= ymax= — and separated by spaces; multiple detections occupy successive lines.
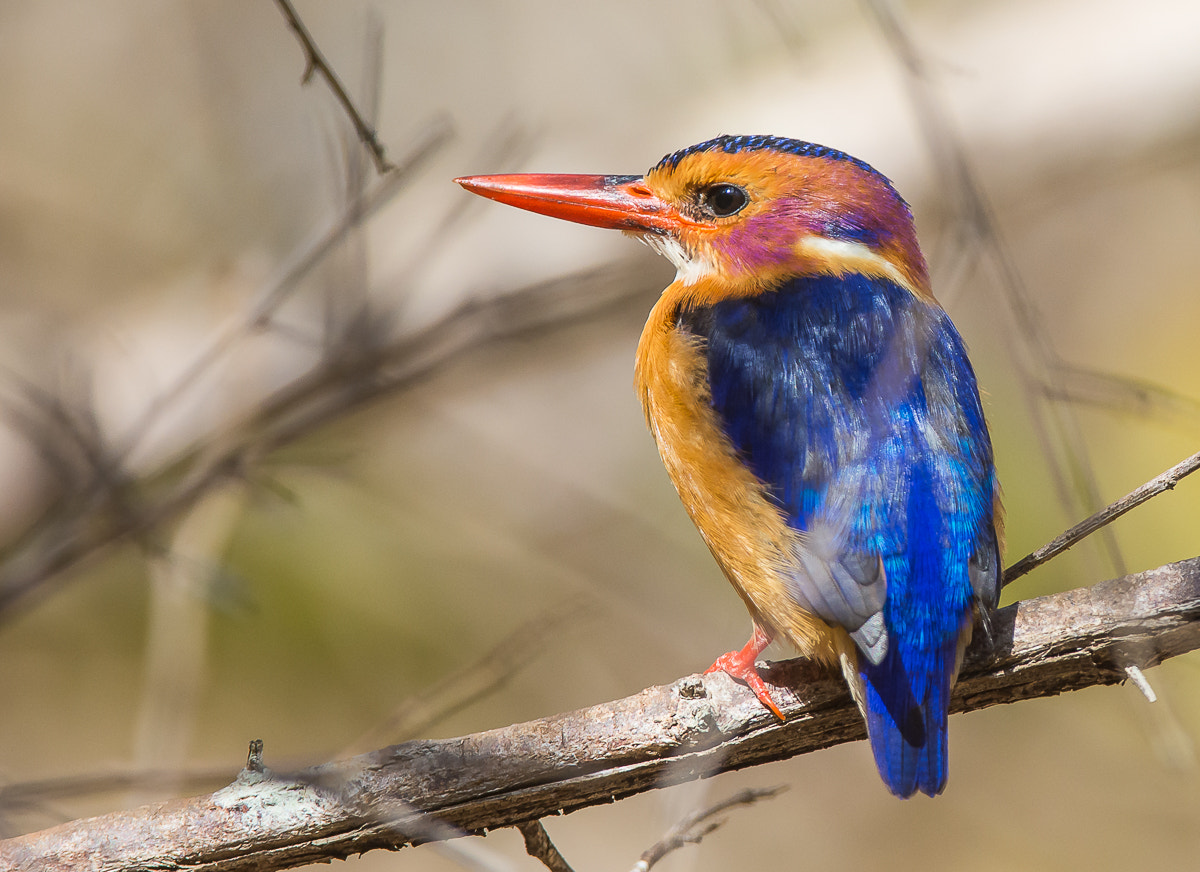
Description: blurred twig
xmin=132 ymin=487 xmax=249 ymax=806
xmin=0 ymin=254 xmax=658 ymax=623
xmin=1041 ymin=365 xmax=1200 ymax=433
xmin=0 ymin=112 xmax=447 ymax=618
xmin=630 ymin=786 xmax=786 ymax=872
xmin=273 ymin=0 xmax=395 ymax=174
xmin=0 ymin=89 xmax=646 ymax=625
xmin=5 ymin=555 xmax=1198 ymax=870
xmin=864 ymin=0 xmax=1129 ymax=576
xmin=125 ymin=117 xmax=450 ymax=453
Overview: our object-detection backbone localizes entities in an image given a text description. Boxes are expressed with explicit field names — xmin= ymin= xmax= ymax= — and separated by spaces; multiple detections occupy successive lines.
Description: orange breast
xmin=633 ymin=285 xmax=850 ymax=666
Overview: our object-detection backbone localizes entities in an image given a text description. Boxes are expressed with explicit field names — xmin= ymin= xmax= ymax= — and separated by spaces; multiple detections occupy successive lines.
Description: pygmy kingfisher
xmin=457 ymin=134 xmax=1001 ymax=797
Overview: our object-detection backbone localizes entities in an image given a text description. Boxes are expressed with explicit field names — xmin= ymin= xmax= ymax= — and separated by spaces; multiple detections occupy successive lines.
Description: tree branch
xmin=5 ymin=556 xmax=1198 ymax=871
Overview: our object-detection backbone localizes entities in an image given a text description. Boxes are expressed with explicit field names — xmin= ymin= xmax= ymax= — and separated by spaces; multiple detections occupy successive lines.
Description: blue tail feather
xmin=861 ymin=636 xmax=957 ymax=797
xmin=860 ymin=456 xmax=965 ymax=798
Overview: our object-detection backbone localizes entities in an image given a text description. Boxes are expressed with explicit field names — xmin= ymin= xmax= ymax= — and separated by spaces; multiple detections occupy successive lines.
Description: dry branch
xmin=5 ymin=555 xmax=1198 ymax=872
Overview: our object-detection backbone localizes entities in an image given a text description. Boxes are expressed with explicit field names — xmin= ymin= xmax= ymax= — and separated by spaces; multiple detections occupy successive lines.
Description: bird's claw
xmin=706 ymin=648 xmax=786 ymax=721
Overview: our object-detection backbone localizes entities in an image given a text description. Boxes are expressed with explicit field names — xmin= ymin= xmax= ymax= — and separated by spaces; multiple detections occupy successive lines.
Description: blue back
xmin=679 ymin=274 xmax=998 ymax=796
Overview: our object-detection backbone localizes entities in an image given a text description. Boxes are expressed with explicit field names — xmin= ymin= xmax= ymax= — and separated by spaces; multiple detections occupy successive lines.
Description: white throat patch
xmin=637 ymin=233 xmax=716 ymax=287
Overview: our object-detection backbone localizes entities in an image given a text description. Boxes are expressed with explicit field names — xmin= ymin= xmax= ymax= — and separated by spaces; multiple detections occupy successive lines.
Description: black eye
xmin=699 ymin=183 xmax=748 ymax=217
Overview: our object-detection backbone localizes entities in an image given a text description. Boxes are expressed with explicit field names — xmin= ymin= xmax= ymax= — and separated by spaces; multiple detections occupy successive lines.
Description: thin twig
xmin=272 ymin=0 xmax=395 ymax=174
xmin=1041 ymin=365 xmax=1200 ymax=433
xmin=1124 ymin=664 xmax=1157 ymax=703
xmin=630 ymin=786 xmax=786 ymax=872
xmin=127 ymin=115 xmax=449 ymax=445
xmin=517 ymin=821 xmax=576 ymax=872
xmin=1003 ymin=448 xmax=1200 ymax=586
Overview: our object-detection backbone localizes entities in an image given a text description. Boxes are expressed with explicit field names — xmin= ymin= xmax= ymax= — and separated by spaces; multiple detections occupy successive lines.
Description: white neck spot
xmin=795 ymin=236 xmax=910 ymax=289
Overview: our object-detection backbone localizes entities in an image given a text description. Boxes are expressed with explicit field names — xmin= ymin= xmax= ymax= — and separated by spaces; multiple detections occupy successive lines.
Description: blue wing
xmin=680 ymin=273 xmax=999 ymax=796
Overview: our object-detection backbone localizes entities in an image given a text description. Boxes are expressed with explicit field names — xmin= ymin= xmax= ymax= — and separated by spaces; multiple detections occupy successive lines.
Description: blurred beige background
xmin=1 ymin=1 xmax=1199 ymax=869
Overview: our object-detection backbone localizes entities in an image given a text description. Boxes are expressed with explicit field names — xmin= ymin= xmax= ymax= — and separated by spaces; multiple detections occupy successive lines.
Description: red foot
xmin=705 ymin=624 xmax=785 ymax=720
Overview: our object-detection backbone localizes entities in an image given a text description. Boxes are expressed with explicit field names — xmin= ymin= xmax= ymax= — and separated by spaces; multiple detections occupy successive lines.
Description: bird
xmin=456 ymin=134 xmax=1001 ymax=797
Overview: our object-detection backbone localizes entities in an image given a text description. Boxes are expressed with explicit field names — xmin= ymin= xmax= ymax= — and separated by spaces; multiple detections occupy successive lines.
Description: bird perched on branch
xmin=456 ymin=134 xmax=1001 ymax=797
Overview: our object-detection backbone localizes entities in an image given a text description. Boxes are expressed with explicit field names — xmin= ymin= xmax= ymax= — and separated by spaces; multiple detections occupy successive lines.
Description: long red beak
xmin=454 ymin=173 xmax=687 ymax=234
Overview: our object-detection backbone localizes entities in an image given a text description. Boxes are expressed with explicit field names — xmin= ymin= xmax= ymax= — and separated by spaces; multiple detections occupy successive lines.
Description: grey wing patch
xmin=787 ymin=520 xmax=889 ymax=664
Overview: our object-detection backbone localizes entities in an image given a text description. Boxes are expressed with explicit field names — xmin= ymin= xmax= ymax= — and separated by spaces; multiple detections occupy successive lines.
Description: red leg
xmin=705 ymin=624 xmax=785 ymax=720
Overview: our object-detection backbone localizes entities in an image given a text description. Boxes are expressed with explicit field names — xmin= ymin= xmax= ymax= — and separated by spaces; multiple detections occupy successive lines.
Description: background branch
xmin=864 ymin=0 xmax=1131 ymax=577
xmin=6 ymin=555 xmax=1198 ymax=871
xmin=630 ymin=786 xmax=786 ymax=872
xmin=272 ymin=0 xmax=395 ymax=174
xmin=0 ymin=254 xmax=658 ymax=624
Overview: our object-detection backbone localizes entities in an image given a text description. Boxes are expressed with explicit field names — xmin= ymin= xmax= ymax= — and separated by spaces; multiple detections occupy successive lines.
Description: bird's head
xmin=457 ymin=135 xmax=931 ymax=306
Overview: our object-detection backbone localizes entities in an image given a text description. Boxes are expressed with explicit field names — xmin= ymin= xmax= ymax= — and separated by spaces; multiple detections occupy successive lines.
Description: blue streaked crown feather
xmin=651 ymin=134 xmax=903 ymax=201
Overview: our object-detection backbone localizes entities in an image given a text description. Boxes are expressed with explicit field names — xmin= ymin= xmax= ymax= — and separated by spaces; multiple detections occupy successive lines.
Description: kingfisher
xmin=456 ymin=135 xmax=1000 ymax=797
